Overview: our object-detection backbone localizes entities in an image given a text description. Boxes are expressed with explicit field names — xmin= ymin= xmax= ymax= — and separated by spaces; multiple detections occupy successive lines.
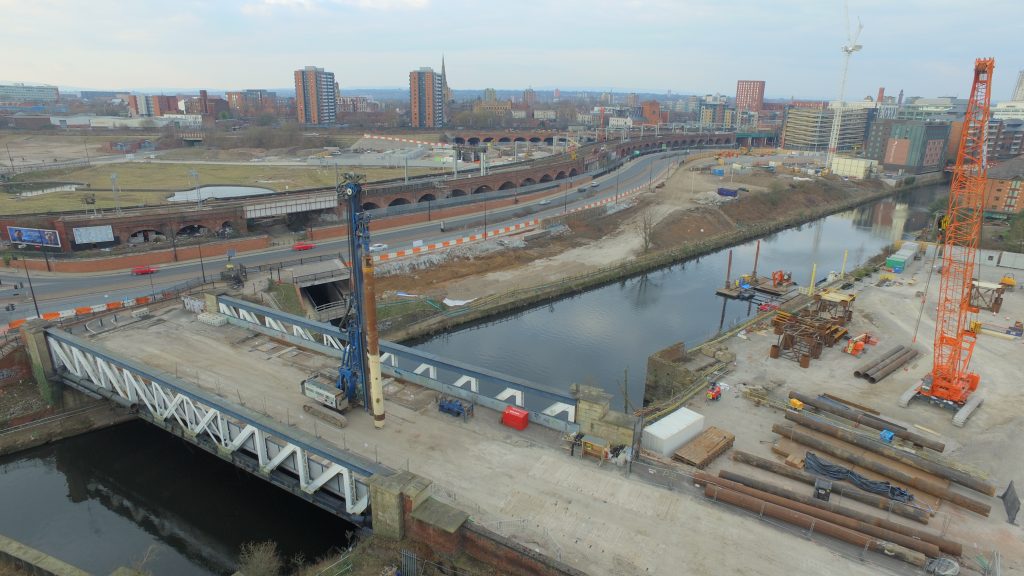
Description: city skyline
xmin=2 ymin=0 xmax=1023 ymax=101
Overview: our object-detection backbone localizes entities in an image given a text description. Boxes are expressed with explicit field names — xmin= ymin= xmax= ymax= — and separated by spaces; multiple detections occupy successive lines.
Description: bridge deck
xmin=89 ymin=307 xmax=884 ymax=576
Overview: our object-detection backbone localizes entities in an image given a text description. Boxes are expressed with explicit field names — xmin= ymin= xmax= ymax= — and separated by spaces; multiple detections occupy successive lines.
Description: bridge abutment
xmin=21 ymin=320 xmax=61 ymax=407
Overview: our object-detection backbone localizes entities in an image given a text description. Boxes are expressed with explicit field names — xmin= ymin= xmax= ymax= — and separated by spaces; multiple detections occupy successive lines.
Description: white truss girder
xmin=46 ymin=333 xmax=370 ymax=516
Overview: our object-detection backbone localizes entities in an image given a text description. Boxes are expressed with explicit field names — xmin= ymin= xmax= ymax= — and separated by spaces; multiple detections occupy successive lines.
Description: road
xmin=0 ymin=151 xmax=685 ymax=322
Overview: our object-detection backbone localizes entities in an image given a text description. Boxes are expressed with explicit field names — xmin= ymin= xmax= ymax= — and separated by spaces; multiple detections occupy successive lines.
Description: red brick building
xmin=736 ymin=80 xmax=765 ymax=112
xmin=984 ymin=155 xmax=1024 ymax=215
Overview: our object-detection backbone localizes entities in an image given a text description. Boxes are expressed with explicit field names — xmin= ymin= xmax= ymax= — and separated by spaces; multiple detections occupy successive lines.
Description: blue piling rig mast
xmin=337 ymin=174 xmax=371 ymax=409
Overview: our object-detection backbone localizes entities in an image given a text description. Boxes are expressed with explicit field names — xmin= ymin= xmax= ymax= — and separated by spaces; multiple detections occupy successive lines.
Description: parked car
xmin=368 ymin=243 xmax=388 ymax=253
xmin=292 ymin=241 xmax=316 ymax=251
xmin=538 ymin=199 xmax=551 ymax=205
xmin=131 ymin=266 xmax=158 ymax=275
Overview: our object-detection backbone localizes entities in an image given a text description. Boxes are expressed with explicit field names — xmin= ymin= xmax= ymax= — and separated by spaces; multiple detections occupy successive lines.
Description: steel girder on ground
xmin=44 ymin=328 xmax=378 ymax=519
xmin=216 ymin=296 xmax=578 ymax=427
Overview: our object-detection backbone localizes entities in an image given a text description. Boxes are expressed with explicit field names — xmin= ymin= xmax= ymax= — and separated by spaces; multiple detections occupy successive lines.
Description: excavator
xmin=899 ymin=58 xmax=994 ymax=427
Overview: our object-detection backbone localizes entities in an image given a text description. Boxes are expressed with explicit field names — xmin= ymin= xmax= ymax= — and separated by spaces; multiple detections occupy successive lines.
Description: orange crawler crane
xmin=899 ymin=58 xmax=994 ymax=427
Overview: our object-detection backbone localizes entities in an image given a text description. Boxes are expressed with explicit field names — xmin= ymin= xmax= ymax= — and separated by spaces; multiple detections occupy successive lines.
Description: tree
xmin=636 ymin=208 xmax=655 ymax=253
xmin=238 ymin=541 xmax=283 ymax=576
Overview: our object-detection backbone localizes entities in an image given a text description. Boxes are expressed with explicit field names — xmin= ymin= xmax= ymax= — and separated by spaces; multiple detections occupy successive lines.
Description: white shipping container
xmin=641 ymin=406 xmax=705 ymax=457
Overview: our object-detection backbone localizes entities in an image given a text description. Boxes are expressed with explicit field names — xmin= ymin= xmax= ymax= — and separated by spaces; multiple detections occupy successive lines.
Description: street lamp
xmin=21 ymin=256 xmax=40 ymax=318
xmin=197 ymin=240 xmax=207 ymax=283
xmin=482 ymin=195 xmax=488 ymax=238
xmin=149 ymin=273 xmax=156 ymax=299
xmin=189 ymin=169 xmax=201 ymax=211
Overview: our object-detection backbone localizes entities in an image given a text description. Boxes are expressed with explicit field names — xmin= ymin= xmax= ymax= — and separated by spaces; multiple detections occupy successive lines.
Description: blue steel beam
xmin=218 ymin=293 xmax=577 ymax=420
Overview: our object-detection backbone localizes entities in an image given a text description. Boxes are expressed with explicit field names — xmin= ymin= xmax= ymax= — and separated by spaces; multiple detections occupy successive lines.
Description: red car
xmin=131 ymin=266 xmax=158 ymax=275
xmin=292 ymin=241 xmax=316 ymax=251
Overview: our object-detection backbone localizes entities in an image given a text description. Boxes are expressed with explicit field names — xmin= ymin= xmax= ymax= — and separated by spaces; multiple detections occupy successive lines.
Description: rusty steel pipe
xmin=730 ymin=450 xmax=930 ymax=523
xmin=867 ymin=350 xmax=920 ymax=383
xmin=772 ymin=424 xmax=992 ymax=516
xmin=853 ymin=345 xmax=905 ymax=378
xmin=864 ymin=348 xmax=918 ymax=380
xmin=717 ymin=470 xmax=962 ymax=556
xmin=701 ymin=483 xmax=927 ymax=567
xmin=695 ymin=472 xmax=942 ymax=558
xmin=787 ymin=391 xmax=945 ymax=452
xmin=783 ymin=411 xmax=995 ymax=497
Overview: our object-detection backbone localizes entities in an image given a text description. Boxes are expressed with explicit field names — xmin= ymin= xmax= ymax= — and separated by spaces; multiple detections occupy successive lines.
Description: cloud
xmin=242 ymin=0 xmax=427 ymax=14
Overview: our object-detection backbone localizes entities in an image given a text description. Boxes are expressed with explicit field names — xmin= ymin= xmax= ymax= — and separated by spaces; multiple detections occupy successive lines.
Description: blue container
xmin=711 ymin=168 xmax=725 ymax=176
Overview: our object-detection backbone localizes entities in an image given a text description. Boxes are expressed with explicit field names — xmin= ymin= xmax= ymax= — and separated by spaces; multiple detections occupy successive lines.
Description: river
xmin=0 ymin=183 xmax=943 ymax=574
xmin=0 ymin=421 xmax=354 ymax=575
xmin=411 ymin=184 xmax=945 ymax=408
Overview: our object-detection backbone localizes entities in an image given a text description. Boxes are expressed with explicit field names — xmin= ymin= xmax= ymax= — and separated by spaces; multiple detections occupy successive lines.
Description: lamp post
xmin=189 ymin=169 xmax=201 ymax=211
xmin=482 ymin=196 xmax=488 ymax=238
xmin=149 ymin=273 xmax=156 ymax=299
xmin=197 ymin=240 xmax=207 ymax=283
xmin=21 ymin=256 xmax=40 ymax=319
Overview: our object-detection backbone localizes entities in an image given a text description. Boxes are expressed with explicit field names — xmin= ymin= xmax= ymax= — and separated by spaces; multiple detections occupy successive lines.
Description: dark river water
xmin=0 ymin=183 xmax=944 ymax=574
xmin=0 ymin=421 xmax=353 ymax=575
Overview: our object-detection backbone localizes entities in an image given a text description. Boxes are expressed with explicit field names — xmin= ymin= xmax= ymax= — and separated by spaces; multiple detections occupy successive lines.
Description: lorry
xmin=717 ymin=187 xmax=738 ymax=197
xmin=300 ymin=370 xmax=350 ymax=413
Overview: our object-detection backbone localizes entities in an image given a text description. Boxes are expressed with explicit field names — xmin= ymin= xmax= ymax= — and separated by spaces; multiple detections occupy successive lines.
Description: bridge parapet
xmin=216 ymin=296 xmax=579 ymax=430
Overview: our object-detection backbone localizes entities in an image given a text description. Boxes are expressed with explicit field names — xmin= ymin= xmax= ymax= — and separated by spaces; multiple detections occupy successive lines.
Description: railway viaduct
xmin=1 ymin=131 xmax=735 ymax=252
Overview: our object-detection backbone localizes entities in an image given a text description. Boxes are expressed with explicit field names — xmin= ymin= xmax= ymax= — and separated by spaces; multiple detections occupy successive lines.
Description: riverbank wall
xmin=0 ymin=533 xmax=90 ymax=576
xmin=385 ymin=176 xmax=942 ymax=343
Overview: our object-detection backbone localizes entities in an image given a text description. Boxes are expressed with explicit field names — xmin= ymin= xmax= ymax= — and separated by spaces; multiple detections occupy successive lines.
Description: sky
xmin=2 ymin=0 xmax=1022 ymax=101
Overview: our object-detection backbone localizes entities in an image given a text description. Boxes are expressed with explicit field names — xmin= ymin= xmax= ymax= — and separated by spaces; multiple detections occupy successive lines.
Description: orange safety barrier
xmin=107 ymin=302 xmax=122 ymax=310
xmin=41 ymin=312 xmax=61 ymax=321
xmin=75 ymin=306 xmax=93 ymax=315
xmin=9 ymin=319 xmax=26 ymax=329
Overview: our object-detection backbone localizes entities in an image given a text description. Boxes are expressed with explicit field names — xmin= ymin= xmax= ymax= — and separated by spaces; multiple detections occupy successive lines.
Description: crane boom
xmin=902 ymin=59 xmax=994 ymax=426
xmin=931 ymin=58 xmax=993 ymax=402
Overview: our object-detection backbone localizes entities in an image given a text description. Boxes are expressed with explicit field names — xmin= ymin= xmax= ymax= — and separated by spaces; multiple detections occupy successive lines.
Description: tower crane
xmin=824 ymin=1 xmax=863 ymax=173
xmin=899 ymin=58 xmax=995 ymax=427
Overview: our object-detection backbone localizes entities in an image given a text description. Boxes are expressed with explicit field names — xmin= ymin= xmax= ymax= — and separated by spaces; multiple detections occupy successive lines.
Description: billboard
xmin=7 ymin=226 xmax=61 ymax=248
xmin=72 ymin=225 xmax=115 ymax=244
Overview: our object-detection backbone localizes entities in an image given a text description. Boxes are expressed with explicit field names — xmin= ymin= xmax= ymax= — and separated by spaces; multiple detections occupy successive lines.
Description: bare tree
xmin=637 ymin=208 xmax=655 ymax=253
xmin=238 ymin=541 xmax=283 ymax=576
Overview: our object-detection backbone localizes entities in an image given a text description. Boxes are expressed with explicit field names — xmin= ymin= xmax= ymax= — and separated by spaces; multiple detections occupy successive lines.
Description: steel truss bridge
xmin=44 ymin=328 xmax=384 ymax=522
xmin=215 ymin=296 xmax=579 ymax=429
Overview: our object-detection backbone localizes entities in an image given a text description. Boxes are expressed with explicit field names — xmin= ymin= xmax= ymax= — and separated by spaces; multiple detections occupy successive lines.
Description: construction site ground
xmin=692 ymin=250 xmax=1024 ymax=574
xmin=93 ymin=306 xmax=906 ymax=576
xmin=375 ymin=152 xmax=887 ymax=306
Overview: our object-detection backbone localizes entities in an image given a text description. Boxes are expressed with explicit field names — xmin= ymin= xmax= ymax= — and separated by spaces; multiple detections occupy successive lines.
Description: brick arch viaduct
xmin=1 ymin=131 xmax=734 ymax=252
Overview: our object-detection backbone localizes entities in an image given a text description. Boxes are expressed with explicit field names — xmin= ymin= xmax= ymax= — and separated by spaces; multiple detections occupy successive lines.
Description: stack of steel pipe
xmin=865 ymin=348 xmax=920 ymax=383
xmin=730 ymin=450 xmax=931 ymax=523
xmin=772 ymin=423 xmax=992 ymax=516
xmin=787 ymin=391 xmax=945 ymax=452
xmin=853 ymin=345 xmax=905 ymax=378
xmin=695 ymin=472 xmax=928 ymax=566
xmin=783 ymin=410 xmax=995 ymax=497
xmin=715 ymin=470 xmax=962 ymax=556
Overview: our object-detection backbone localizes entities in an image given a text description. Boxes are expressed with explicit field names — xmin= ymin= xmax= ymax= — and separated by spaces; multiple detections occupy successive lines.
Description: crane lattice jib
xmin=931 ymin=58 xmax=994 ymax=403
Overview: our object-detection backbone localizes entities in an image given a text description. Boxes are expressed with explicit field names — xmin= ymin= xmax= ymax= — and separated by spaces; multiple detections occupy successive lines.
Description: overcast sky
xmin=2 ymin=0 xmax=1021 ymax=101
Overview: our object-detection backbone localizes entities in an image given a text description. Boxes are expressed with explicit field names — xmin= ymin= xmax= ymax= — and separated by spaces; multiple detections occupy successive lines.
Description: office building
xmin=523 ymin=88 xmax=536 ymax=108
xmin=865 ymin=119 xmax=950 ymax=174
xmin=294 ymin=66 xmax=337 ymax=125
xmin=128 ymin=94 xmax=179 ymax=117
xmin=226 ymin=89 xmax=278 ymax=116
xmin=0 ymin=83 xmax=59 ymax=103
xmin=409 ymin=67 xmax=446 ymax=128
xmin=781 ymin=107 xmax=871 ymax=152
xmin=736 ymin=80 xmax=765 ymax=112
xmin=983 ymin=156 xmax=1024 ymax=215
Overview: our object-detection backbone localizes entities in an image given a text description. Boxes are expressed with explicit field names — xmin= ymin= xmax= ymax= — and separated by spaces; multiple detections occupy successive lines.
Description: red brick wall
xmin=462 ymin=522 xmax=587 ymax=576
xmin=11 ymin=236 xmax=270 ymax=273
